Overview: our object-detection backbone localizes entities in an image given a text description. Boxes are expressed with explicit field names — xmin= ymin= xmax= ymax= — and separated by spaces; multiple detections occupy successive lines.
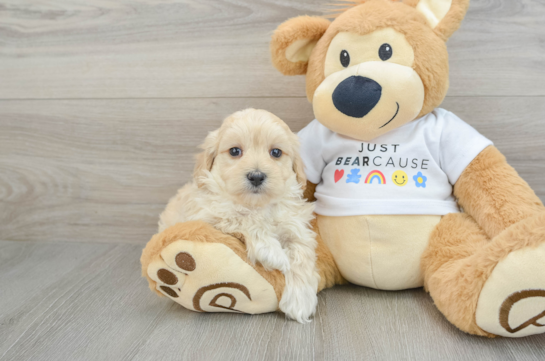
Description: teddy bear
xmin=141 ymin=0 xmax=545 ymax=338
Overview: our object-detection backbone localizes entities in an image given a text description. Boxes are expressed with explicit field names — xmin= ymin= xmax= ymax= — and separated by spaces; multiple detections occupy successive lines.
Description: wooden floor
xmin=1 ymin=240 xmax=544 ymax=361
xmin=1 ymin=0 xmax=545 ymax=360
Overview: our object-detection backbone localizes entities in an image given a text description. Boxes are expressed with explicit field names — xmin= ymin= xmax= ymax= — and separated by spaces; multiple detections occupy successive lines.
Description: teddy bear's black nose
xmin=332 ymin=76 xmax=382 ymax=118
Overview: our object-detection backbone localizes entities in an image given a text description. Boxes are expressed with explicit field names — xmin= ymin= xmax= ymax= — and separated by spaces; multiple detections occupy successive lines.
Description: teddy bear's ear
xmin=406 ymin=0 xmax=470 ymax=40
xmin=270 ymin=16 xmax=330 ymax=75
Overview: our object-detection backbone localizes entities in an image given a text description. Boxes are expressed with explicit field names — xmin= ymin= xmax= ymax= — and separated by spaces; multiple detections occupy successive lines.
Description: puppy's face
xmin=195 ymin=109 xmax=306 ymax=207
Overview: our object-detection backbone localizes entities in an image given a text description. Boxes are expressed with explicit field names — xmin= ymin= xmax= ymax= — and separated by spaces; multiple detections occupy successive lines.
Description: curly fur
xmin=157 ymin=109 xmax=320 ymax=323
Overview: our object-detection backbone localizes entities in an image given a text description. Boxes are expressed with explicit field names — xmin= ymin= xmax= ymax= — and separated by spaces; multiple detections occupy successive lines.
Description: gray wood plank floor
xmin=0 ymin=240 xmax=544 ymax=361
xmin=1 ymin=0 xmax=545 ymax=359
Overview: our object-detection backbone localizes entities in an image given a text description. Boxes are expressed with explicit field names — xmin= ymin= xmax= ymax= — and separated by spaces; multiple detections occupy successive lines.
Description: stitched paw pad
xmin=147 ymin=246 xmax=196 ymax=298
xmin=476 ymin=242 xmax=545 ymax=337
xmin=146 ymin=239 xmax=279 ymax=314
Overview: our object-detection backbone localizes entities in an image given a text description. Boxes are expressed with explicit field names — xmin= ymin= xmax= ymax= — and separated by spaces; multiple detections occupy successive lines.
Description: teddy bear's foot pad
xmin=476 ymin=242 xmax=545 ymax=337
xmin=147 ymin=239 xmax=278 ymax=314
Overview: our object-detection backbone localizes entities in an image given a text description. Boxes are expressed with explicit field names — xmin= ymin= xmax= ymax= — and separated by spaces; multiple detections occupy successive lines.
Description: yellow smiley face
xmin=392 ymin=170 xmax=408 ymax=186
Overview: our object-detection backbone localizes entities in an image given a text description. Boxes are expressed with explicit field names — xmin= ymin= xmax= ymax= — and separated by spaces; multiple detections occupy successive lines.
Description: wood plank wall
xmin=1 ymin=0 xmax=544 ymax=243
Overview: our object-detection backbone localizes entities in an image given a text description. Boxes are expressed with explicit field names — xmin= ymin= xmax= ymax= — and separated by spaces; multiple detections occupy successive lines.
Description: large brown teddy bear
xmin=141 ymin=0 xmax=545 ymax=338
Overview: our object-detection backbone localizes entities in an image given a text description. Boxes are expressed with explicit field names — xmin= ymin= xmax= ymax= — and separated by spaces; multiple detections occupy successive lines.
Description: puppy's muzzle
xmin=247 ymin=171 xmax=266 ymax=187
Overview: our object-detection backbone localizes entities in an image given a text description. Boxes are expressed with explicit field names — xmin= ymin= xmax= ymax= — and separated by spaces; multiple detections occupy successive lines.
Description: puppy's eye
xmin=270 ymin=149 xmax=282 ymax=158
xmin=379 ymin=43 xmax=392 ymax=61
xmin=340 ymin=50 xmax=350 ymax=67
xmin=229 ymin=147 xmax=242 ymax=157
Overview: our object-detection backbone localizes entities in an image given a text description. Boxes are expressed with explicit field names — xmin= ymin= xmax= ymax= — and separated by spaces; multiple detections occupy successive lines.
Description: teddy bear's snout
xmin=332 ymin=75 xmax=382 ymax=118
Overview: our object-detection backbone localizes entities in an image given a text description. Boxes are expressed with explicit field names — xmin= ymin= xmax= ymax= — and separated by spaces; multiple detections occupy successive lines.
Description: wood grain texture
xmin=0 ymin=240 xmax=544 ymax=361
xmin=1 ymin=0 xmax=544 ymax=359
xmin=1 ymin=96 xmax=544 ymax=243
xmin=0 ymin=0 xmax=544 ymax=99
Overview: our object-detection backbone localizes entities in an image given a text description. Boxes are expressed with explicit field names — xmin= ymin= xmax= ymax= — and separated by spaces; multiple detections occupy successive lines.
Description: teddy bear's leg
xmin=141 ymin=219 xmax=342 ymax=315
xmin=422 ymin=212 xmax=545 ymax=337
xmin=421 ymin=213 xmax=493 ymax=336
xmin=472 ymin=213 xmax=545 ymax=337
xmin=141 ymin=221 xmax=284 ymax=314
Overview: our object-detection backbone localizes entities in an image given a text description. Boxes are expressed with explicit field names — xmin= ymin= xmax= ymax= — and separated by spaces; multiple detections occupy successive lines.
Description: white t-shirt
xmin=297 ymin=108 xmax=493 ymax=216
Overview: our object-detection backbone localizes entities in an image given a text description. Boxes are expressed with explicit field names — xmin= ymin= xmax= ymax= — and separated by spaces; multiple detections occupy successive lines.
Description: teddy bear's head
xmin=271 ymin=0 xmax=469 ymax=141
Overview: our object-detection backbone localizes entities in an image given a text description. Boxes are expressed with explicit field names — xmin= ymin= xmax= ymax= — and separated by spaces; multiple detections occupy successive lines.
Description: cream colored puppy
xmin=158 ymin=108 xmax=319 ymax=323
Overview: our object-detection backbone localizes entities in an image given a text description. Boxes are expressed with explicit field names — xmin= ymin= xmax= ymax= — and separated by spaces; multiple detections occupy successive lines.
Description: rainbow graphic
xmin=364 ymin=170 xmax=386 ymax=184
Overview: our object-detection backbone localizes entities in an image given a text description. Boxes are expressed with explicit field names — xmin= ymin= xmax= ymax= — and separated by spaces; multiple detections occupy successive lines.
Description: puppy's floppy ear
xmin=405 ymin=0 xmax=469 ymax=40
xmin=194 ymin=129 xmax=219 ymax=187
xmin=293 ymin=153 xmax=307 ymax=190
xmin=270 ymin=16 xmax=330 ymax=76
xmin=290 ymin=139 xmax=307 ymax=190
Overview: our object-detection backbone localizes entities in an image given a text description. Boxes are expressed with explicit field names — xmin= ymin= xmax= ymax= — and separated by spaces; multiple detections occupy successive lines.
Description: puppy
xmin=158 ymin=108 xmax=320 ymax=323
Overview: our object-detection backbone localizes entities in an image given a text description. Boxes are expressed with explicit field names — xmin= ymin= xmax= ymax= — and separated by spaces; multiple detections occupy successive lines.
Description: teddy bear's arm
xmin=303 ymin=181 xmax=317 ymax=202
xmin=453 ymin=146 xmax=544 ymax=239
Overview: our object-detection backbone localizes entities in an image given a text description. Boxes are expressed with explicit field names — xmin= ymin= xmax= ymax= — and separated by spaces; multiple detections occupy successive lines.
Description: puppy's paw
xmin=248 ymin=242 xmax=290 ymax=274
xmin=279 ymin=283 xmax=318 ymax=324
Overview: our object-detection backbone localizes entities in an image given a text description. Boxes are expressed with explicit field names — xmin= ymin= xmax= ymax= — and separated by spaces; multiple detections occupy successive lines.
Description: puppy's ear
xmin=270 ymin=16 xmax=330 ymax=76
xmin=405 ymin=0 xmax=469 ymax=40
xmin=291 ymin=146 xmax=307 ymax=190
xmin=194 ymin=129 xmax=219 ymax=187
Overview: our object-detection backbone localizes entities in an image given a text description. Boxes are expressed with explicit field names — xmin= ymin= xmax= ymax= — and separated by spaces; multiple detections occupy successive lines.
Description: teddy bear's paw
xmin=147 ymin=239 xmax=279 ymax=314
xmin=475 ymin=242 xmax=545 ymax=338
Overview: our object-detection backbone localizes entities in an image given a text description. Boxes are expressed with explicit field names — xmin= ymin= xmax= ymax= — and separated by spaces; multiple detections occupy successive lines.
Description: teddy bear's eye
xmin=340 ymin=50 xmax=350 ymax=67
xmin=379 ymin=43 xmax=392 ymax=61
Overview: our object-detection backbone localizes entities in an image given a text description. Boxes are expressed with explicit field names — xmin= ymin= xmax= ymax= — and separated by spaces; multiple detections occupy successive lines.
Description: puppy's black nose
xmin=332 ymin=76 xmax=382 ymax=118
xmin=247 ymin=172 xmax=266 ymax=187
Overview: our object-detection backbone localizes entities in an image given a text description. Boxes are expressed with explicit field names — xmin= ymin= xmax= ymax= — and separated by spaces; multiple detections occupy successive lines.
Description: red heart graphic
xmin=334 ymin=169 xmax=344 ymax=183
